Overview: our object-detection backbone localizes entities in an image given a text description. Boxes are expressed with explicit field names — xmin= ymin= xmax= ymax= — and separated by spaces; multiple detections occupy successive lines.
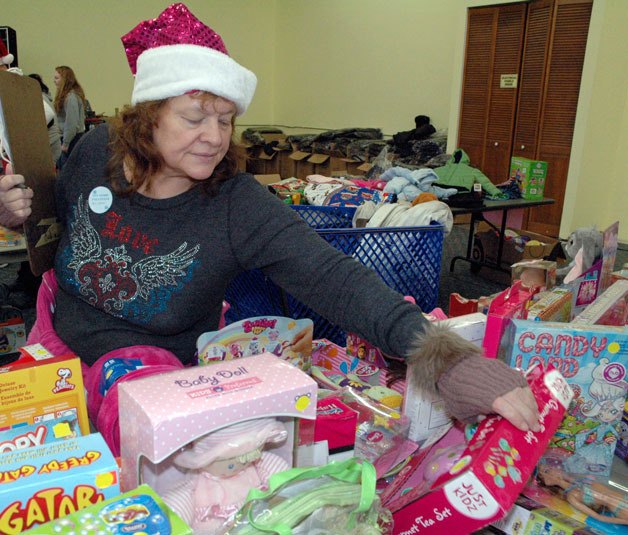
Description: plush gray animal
xmin=556 ymin=226 xmax=603 ymax=277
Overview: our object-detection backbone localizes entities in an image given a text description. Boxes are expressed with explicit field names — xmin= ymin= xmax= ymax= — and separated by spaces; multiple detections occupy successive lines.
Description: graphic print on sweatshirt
xmin=62 ymin=194 xmax=201 ymax=323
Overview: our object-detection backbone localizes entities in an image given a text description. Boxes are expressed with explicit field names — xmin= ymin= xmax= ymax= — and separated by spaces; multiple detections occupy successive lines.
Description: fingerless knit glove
xmin=406 ymin=323 xmax=528 ymax=423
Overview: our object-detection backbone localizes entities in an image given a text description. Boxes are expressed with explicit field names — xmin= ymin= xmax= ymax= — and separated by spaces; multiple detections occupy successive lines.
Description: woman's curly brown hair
xmin=106 ymin=93 xmax=238 ymax=196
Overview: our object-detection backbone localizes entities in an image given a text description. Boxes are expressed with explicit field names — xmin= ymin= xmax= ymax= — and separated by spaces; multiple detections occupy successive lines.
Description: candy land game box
xmin=501 ymin=319 xmax=628 ymax=478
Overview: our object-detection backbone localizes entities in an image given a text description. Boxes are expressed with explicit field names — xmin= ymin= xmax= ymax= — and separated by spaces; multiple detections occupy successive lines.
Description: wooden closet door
xmin=512 ymin=0 xmax=554 ymax=160
xmin=458 ymin=4 xmax=526 ymax=182
xmin=483 ymin=4 xmax=527 ymax=183
xmin=520 ymin=0 xmax=593 ymax=237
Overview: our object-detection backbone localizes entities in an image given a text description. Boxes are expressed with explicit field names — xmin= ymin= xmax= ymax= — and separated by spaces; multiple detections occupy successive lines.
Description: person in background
xmin=53 ymin=65 xmax=86 ymax=169
xmin=0 ymin=3 xmax=540 ymax=433
xmin=28 ymin=73 xmax=62 ymax=163
xmin=29 ymin=73 xmax=54 ymax=105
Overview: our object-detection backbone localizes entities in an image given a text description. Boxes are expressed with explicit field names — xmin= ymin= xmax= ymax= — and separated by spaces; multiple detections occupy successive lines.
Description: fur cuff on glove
xmin=405 ymin=323 xmax=482 ymax=396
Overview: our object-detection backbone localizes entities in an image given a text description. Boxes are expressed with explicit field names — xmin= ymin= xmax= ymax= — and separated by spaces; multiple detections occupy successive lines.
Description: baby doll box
xmin=0 ymin=432 xmax=120 ymax=534
xmin=389 ymin=363 xmax=573 ymax=535
xmin=118 ymin=353 xmax=318 ymax=492
xmin=0 ymin=352 xmax=90 ymax=437
xmin=22 ymin=483 xmax=192 ymax=535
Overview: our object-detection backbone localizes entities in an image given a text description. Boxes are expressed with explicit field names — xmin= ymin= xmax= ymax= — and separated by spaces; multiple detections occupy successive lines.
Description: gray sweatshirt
xmin=57 ymin=91 xmax=85 ymax=146
xmin=53 ymin=125 xmax=427 ymax=366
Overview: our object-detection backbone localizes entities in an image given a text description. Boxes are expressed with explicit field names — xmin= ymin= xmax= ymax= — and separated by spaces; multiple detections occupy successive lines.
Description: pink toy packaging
xmin=118 ymin=353 xmax=317 ymax=533
xmin=501 ymin=319 xmax=628 ymax=478
xmin=388 ymin=363 xmax=573 ymax=535
xmin=483 ymin=281 xmax=537 ymax=358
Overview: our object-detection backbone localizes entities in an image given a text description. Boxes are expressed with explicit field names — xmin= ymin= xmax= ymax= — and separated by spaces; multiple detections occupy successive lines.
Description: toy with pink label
xmin=501 ymin=319 xmax=628 ymax=478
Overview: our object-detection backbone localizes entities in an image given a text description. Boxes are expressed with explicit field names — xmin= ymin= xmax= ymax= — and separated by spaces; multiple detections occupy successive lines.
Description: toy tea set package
xmin=386 ymin=363 xmax=573 ymax=535
xmin=197 ymin=316 xmax=313 ymax=372
xmin=118 ymin=353 xmax=317 ymax=534
xmin=501 ymin=319 xmax=628 ymax=478
xmin=23 ymin=484 xmax=191 ymax=535
xmin=0 ymin=432 xmax=120 ymax=534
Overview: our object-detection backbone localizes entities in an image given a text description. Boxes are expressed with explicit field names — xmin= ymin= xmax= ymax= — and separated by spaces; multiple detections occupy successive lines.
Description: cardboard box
xmin=0 ymin=433 xmax=120 ymax=533
xmin=232 ymin=142 xmax=252 ymax=173
xmin=119 ymin=353 xmax=317 ymax=493
xmin=307 ymin=153 xmax=330 ymax=175
xmin=511 ymin=259 xmax=557 ymax=291
xmin=474 ymin=227 xmax=558 ymax=268
xmin=23 ymin=484 xmax=191 ymax=534
xmin=388 ymin=364 xmax=572 ymax=535
xmin=0 ymin=354 xmax=90 ymax=437
xmin=254 ymin=174 xmax=282 ymax=186
xmin=510 ymin=157 xmax=548 ymax=200
xmin=526 ymin=287 xmax=573 ymax=322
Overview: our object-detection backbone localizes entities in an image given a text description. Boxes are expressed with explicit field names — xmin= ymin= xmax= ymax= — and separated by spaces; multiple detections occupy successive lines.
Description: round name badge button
xmin=88 ymin=186 xmax=113 ymax=214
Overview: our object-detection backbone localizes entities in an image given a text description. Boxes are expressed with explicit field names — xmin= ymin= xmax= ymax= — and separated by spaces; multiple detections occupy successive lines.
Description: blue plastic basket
xmin=224 ymin=205 xmax=444 ymax=345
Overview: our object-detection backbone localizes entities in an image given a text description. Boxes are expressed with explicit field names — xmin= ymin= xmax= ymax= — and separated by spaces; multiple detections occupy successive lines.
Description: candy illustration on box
xmin=196 ymin=316 xmax=313 ymax=371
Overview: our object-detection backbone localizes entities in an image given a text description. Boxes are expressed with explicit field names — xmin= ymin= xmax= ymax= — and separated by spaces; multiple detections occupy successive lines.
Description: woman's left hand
xmin=492 ymin=385 xmax=541 ymax=432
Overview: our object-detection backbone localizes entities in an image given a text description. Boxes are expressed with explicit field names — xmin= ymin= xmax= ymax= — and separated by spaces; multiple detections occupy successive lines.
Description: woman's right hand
xmin=0 ymin=164 xmax=33 ymax=227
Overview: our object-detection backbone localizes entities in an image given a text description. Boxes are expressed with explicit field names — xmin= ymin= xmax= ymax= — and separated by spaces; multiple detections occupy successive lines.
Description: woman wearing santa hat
xmin=0 ymin=4 xmax=540 ymax=433
xmin=53 ymin=65 xmax=87 ymax=169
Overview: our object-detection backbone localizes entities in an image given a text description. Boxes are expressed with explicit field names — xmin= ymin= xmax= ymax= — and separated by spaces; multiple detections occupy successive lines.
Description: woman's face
xmin=151 ymin=93 xmax=235 ymax=196
xmin=53 ymin=70 xmax=61 ymax=88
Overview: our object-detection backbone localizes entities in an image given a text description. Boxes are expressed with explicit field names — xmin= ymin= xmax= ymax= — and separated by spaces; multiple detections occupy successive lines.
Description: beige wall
xmin=2 ymin=0 xmax=626 ymax=241
xmin=2 ymin=0 xmax=276 ymax=124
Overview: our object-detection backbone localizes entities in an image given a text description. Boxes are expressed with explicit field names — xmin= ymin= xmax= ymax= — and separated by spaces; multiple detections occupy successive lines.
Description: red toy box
xmin=387 ymin=364 xmax=573 ymax=535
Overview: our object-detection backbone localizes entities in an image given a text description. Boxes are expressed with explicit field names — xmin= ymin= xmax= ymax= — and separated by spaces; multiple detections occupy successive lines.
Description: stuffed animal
xmin=556 ymin=226 xmax=603 ymax=278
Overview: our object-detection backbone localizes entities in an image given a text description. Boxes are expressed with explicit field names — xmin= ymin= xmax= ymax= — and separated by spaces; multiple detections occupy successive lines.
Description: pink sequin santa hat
xmin=121 ymin=3 xmax=256 ymax=115
xmin=0 ymin=40 xmax=13 ymax=66
xmin=174 ymin=418 xmax=288 ymax=470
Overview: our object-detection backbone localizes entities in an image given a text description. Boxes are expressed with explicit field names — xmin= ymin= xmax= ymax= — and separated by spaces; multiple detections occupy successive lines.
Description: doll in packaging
xmin=162 ymin=418 xmax=290 ymax=534
xmin=536 ymin=460 xmax=628 ymax=525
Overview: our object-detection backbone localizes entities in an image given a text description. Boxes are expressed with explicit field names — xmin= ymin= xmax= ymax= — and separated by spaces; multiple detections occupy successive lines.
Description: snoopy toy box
xmin=0 ymin=432 xmax=120 ymax=534
xmin=388 ymin=364 xmax=572 ymax=535
xmin=0 ymin=354 xmax=90 ymax=437
xmin=118 ymin=352 xmax=317 ymax=485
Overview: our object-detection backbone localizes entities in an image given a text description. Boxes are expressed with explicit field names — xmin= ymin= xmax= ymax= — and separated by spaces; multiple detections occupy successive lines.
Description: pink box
xmin=314 ymin=395 xmax=357 ymax=452
xmin=388 ymin=364 xmax=572 ymax=535
xmin=483 ymin=281 xmax=536 ymax=358
xmin=118 ymin=353 xmax=317 ymax=493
